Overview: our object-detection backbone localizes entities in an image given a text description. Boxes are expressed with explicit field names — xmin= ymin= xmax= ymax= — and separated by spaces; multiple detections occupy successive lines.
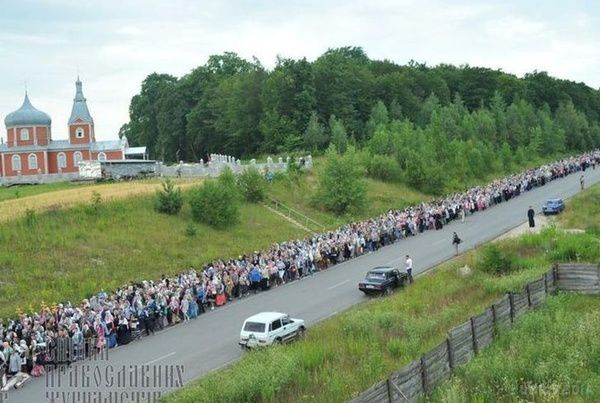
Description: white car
xmin=239 ymin=312 xmax=305 ymax=348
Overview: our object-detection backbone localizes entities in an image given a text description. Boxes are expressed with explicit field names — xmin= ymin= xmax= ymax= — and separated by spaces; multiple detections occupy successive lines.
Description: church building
xmin=0 ymin=78 xmax=145 ymax=182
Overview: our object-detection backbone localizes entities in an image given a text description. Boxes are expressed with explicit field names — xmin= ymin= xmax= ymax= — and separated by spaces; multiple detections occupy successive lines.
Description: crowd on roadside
xmin=1 ymin=150 xmax=599 ymax=390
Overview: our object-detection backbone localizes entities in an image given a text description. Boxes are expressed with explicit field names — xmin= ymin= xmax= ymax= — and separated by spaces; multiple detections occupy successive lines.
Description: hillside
xmin=0 ymin=167 xmax=431 ymax=318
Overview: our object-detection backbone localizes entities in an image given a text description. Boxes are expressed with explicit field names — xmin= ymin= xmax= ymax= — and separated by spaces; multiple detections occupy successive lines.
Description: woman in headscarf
xmin=94 ymin=319 xmax=106 ymax=353
xmin=116 ymin=315 xmax=130 ymax=346
xmin=187 ymin=294 xmax=198 ymax=320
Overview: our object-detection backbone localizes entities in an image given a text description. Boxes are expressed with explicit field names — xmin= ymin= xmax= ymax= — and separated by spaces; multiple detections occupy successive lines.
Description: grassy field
xmin=0 ymin=181 xmax=84 ymax=202
xmin=0 ymin=193 xmax=306 ymax=318
xmin=267 ymin=167 xmax=430 ymax=228
xmin=430 ymin=293 xmax=600 ymax=402
xmin=558 ymin=180 xmax=600 ymax=232
xmin=0 ymin=179 xmax=203 ymax=222
xmin=164 ymin=184 xmax=600 ymax=403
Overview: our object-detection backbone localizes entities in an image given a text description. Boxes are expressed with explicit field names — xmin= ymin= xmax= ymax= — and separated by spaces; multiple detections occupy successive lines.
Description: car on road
xmin=542 ymin=198 xmax=565 ymax=215
xmin=358 ymin=266 xmax=408 ymax=296
xmin=239 ymin=312 xmax=305 ymax=349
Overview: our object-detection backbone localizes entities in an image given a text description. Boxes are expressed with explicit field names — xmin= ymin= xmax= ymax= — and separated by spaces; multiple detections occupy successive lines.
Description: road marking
xmin=316 ymin=311 xmax=338 ymax=323
xmin=144 ymin=351 xmax=176 ymax=365
xmin=327 ymin=280 xmax=349 ymax=290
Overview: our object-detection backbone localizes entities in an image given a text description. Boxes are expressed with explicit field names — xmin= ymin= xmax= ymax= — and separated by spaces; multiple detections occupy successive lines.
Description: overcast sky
xmin=1 ymin=0 xmax=598 ymax=141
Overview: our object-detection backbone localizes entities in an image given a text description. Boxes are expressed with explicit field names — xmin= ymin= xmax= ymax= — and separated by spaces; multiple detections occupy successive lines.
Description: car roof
xmin=546 ymin=198 xmax=563 ymax=203
xmin=368 ymin=266 xmax=395 ymax=273
xmin=244 ymin=312 xmax=288 ymax=323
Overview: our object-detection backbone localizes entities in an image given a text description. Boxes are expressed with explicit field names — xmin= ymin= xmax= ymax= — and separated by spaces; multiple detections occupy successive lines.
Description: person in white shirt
xmin=405 ymin=255 xmax=413 ymax=283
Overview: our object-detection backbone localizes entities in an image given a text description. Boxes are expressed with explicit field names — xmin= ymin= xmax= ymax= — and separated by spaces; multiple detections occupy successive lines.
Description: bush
xmin=184 ymin=222 xmax=197 ymax=237
xmin=154 ymin=179 xmax=183 ymax=215
xmin=314 ymin=145 xmax=366 ymax=215
xmin=24 ymin=208 xmax=36 ymax=227
xmin=189 ymin=169 xmax=240 ymax=228
xmin=367 ymin=154 xmax=402 ymax=182
xmin=237 ymin=168 xmax=267 ymax=203
xmin=478 ymin=244 xmax=520 ymax=275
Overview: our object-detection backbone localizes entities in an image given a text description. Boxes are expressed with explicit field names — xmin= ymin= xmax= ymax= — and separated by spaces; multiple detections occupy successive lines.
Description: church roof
xmin=68 ymin=77 xmax=94 ymax=125
xmin=4 ymin=93 xmax=52 ymax=127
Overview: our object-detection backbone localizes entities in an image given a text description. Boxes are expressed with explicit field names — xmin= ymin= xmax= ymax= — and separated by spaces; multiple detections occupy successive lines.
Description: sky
xmin=0 ymin=0 xmax=599 ymax=141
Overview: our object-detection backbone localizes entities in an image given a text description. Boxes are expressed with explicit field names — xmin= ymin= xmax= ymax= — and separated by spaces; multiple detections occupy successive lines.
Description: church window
xmin=76 ymin=127 xmax=85 ymax=138
xmin=20 ymin=128 xmax=29 ymax=141
xmin=97 ymin=152 xmax=107 ymax=161
xmin=74 ymin=151 xmax=83 ymax=165
xmin=28 ymin=153 xmax=38 ymax=170
xmin=58 ymin=152 xmax=67 ymax=169
xmin=12 ymin=155 xmax=21 ymax=171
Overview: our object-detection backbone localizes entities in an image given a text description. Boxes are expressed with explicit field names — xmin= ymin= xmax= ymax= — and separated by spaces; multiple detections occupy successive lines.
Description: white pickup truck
xmin=239 ymin=312 xmax=305 ymax=348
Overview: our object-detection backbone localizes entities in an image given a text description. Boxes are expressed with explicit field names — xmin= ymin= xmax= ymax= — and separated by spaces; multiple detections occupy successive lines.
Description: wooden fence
xmin=348 ymin=263 xmax=600 ymax=403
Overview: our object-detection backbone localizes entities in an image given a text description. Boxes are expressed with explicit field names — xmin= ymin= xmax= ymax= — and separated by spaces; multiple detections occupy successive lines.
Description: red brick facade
xmin=1 ymin=79 xmax=129 ymax=179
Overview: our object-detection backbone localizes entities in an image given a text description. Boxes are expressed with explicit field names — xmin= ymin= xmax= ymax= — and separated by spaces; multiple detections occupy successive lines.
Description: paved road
xmin=10 ymin=167 xmax=600 ymax=402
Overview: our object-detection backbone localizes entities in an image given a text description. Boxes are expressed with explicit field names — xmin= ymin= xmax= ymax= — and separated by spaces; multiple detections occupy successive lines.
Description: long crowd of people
xmin=1 ymin=150 xmax=599 ymax=390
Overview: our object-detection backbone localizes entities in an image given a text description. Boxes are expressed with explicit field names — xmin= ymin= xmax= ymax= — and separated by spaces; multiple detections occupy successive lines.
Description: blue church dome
xmin=4 ymin=93 xmax=52 ymax=127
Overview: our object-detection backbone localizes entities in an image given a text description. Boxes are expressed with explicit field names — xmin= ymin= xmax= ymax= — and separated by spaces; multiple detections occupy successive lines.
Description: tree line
xmin=120 ymin=47 xmax=600 ymax=174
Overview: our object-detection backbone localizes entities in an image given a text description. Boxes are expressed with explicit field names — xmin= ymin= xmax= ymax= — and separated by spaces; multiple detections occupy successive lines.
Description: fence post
xmin=446 ymin=337 xmax=453 ymax=370
xmin=386 ymin=378 xmax=393 ymax=403
xmin=509 ymin=292 xmax=515 ymax=322
xmin=526 ymin=284 xmax=532 ymax=307
xmin=420 ymin=356 xmax=427 ymax=394
xmin=553 ymin=264 xmax=558 ymax=291
xmin=470 ymin=317 xmax=478 ymax=354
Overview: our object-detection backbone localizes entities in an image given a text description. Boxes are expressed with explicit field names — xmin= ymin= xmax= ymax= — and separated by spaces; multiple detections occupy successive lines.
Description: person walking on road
xmin=527 ymin=205 xmax=535 ymax=229
xmin=405 ymin=255 xmax=413 ymax=283
xmin=452 ymin=232 xmax=462 ymax=256
xmin=580 ymin=174 xmax=585 ymax=190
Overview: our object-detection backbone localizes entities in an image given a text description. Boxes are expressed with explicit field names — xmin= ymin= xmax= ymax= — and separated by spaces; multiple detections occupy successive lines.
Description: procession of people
xmin=1 ymin=150 xmax=598 ymax=391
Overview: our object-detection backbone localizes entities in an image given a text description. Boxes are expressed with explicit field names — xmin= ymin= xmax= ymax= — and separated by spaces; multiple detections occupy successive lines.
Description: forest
xmin=120 ymin=46 xmax=600 ymax=194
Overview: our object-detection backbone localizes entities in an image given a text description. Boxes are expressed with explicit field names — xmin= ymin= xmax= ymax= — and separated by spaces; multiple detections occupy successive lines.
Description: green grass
xmin=0 ymin=191 xmax=306 ymax=318
xmin=558 ymin=181 xmax=600 ymax=232
xmin=430 ymin=293 xmax=600 ymax=403
xmin=0 ymin=181 xmax=88 ymax=202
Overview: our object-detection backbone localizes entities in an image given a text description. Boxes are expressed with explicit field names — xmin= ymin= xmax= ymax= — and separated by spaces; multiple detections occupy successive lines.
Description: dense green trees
xmin=123 ymin=47 xmax=600 ymax=164
xmin=122 ymin=47 xmax=600 ymax=196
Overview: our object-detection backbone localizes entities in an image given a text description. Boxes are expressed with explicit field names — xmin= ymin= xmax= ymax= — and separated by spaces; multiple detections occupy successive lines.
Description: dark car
xmin=358 ymin=266 xmax=408 ymax=296
xmin=542 ymin=198 xmax=565 ymax=215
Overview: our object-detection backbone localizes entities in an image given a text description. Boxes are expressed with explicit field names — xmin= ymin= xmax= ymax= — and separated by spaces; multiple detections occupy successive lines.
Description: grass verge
xmin=430 ymin=293 xmax=600 ymax=402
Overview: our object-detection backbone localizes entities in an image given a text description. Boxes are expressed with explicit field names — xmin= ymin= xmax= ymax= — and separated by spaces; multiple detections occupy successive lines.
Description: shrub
xmin=314 ymin=145 xmax=366 ymax=215
xmin=24 ymin=208 xmax=36 ymax=227
xmin=189 ymin=170 xmax=240 ymax=228
xmin=154 ymin=179 xmax=183 ymax=215
xmin=237 ymin=168 xmax=267 ymax=203
xmin=367 ymin=154 xmax=402 ymax=182
xmin=184 ymin=222 xmax=197 ymax=237
xmin=85 ymin=190 xmax=103 ymax=215
xmin=478 ymin=244 xmax=519 ymax=275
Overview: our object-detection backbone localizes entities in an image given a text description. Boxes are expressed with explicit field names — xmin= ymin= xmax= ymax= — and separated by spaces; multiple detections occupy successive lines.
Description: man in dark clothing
xmin=452 ymin=232 xmax=462 ymax=256
xmin=527 ymin=206 xmax=535 ymax=228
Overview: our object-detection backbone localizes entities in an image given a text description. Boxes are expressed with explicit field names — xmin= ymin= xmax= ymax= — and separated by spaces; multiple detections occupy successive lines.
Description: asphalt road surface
xmin=10 ymin=167 xmax=600 ymax=403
